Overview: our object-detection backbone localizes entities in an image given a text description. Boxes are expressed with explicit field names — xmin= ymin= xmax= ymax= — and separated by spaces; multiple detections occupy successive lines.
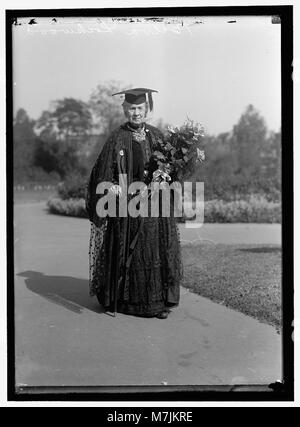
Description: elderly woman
xmin=86 ymin=88 xmax=183 ymax=319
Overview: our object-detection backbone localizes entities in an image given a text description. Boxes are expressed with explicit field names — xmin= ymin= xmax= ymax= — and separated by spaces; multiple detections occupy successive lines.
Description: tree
xmin=262 ymin=129 xmax=281 ymax=181
xmin=34 ymin=98 xmax=93 ymax=177
xmin=89 ymin=80 xmax=127 ymax=137
xmin=192 ymin=133 xmax=238 ymax=200
xmin=13 ymin=108 xmax=36 ymax=181
xmin=36 ymin=98 xmax=92 ymax=140
xmin=191 ymin=106 xmax=280 ymax=201
xmin=230 ymin=104 xmax=268 ymax=177
xmin=86 ymin=80 xmax=128 ymax=166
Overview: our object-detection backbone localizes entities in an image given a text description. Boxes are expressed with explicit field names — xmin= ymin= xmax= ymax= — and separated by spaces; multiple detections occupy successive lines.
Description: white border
xmin=0 ymin=0 xmax=298 ymax=408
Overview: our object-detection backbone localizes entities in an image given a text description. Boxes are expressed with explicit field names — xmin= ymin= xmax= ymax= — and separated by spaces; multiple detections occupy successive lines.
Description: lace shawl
xmin=85 ymin=122 xmax=167 ymax=297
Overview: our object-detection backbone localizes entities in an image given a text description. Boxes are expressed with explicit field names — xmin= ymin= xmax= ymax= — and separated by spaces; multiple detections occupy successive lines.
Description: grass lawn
xmin=181 ymin=243 xmax=282 ymax=330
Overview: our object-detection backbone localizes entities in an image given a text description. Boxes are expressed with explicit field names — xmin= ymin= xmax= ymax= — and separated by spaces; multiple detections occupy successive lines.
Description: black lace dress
xmin=86 ymin=122 xmax=183 ymax=317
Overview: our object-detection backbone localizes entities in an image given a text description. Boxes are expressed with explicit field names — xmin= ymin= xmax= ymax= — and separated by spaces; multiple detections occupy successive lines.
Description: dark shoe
xmin=156 ymin=311 xmax=169 ymax=319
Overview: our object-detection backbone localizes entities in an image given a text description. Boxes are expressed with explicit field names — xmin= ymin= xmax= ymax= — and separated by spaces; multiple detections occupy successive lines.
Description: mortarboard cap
xmin=112 ymin=88 xmax=158 ymax=111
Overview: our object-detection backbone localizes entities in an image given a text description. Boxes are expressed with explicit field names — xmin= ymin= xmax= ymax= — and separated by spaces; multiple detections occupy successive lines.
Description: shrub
xmin=47 ymin=197 xmax=88 ymax=218
xmin=191 ymin=174 xmax=281 ymax=203
xmin=56 ymin=171 xmax=88 ymax=200
xmin=14 ymin=167 xmax=61 ymax=186
xmin=47 ymin=194 xmax=281 ymax=223
xmin=204 ymin=196 xmax=281 ymax=223
xmin=53 ymin=169 xmax=281 ymax=204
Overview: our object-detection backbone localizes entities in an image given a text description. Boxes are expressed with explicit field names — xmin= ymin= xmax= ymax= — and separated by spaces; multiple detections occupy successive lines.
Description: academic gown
xmin=86 ymin=122 xmax=183 ymax=317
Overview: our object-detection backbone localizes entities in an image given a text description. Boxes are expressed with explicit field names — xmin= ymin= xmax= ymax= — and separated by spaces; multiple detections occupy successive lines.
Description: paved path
xmin=14 ymin=203 xmax=282 ymax=386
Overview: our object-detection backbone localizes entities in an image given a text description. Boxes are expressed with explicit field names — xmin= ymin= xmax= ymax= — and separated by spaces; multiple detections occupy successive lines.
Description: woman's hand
xmin=153 ymin=168 xmax=171 ymax=183
xmin=109 ymin=184 xmax=122 ymax=196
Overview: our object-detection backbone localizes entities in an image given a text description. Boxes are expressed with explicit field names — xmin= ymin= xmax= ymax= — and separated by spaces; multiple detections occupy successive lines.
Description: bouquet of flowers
xmin=151 ymin=118 xmax=205 ymax=183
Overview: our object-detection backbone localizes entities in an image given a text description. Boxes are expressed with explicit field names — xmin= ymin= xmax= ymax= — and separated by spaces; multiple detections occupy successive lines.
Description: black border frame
xmin=6 ymin=5 xmax=294 ymax=402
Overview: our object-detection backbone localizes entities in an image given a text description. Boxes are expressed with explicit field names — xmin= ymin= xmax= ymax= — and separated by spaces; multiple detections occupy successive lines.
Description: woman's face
xmin=124 ymin=102 xmax=147 ymax=126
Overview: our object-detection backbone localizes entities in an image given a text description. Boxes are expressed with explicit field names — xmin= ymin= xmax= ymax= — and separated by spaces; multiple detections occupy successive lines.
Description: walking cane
xmin=113 ymin=279 xmax=118 ymax=317
xmin=113 ymin=252 xmax=118 ymax=317
xmin=113 ymin=219 xmax=121 ymax=317
xmin=113 ymin=215 xmax=131 ymax=317
xmin=112 ymin=194 xmax=122 ymax=317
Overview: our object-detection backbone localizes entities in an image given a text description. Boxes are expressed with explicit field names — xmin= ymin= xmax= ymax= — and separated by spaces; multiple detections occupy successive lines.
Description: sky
xmin=12 ymin=15 xmax=281 ymax=135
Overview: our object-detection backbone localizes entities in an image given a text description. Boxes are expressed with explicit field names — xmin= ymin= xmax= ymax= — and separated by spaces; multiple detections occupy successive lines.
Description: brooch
xmin=132 ymin=129 xmax=146 ymax=142
xmin=119 ymin=149 xmax=124 ymax=156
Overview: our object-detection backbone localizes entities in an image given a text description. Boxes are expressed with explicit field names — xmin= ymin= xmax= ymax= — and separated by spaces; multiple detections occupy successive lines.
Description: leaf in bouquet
xmin=196 ymin=148 xmax=205 ymax=162
xmin=180 ymin=132 xmax=191 ymax=141
xmin=153 ymin=150 xmax=166 ymax=160
xmin=180 ymin=124 xmax=189 ymax=133
xmin=179 ymin=135 xmax=192 ymax=144
xmin=164 ymin=142 xmax=174 ymax=151
xmin=194 ymin=124 xmax=205 ymax=137
xmin=168 ymin=126 xmax=175 ymax=134
xmin=188 ymin=150 xmax=197 ymax=160
xmin=184 ymin=139 xmax=194 ymax=145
